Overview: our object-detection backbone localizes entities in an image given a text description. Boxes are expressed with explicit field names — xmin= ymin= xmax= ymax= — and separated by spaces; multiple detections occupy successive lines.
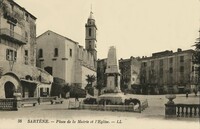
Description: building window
xmin=25 ymin=13 xmax=29 ymax=22
xmin=159 ymin=68 xmax=163 ymax=77
xmin=25 ymin=50 xmax=28 ymax=56
xmin=192 ymin=66 xmax=194 ymax=72
xmin=151 ymin=61 xmax=154 ymax=67
xmin=70 ymin=49 xmax=72 ymax=57
xmin=40 ymin=88 xmax=49 ymax=97
xmin=169 ymin=58 xmax=173 ymax=64
xmin=54 ymin=48 xmax=58 ymax=57
xmin=10 ymin=3 xmax=14 ymax=13
xmin=159 ymin=59 xmax=163 ymax=67
xmin=180 ymin=56 xmax=184 ymax=62
xmin=24 ymin=50 xmax=28 ymax=65
xmin=143 ymin=62 xmax=147 ymax=67
xmin=0 ymin=67 xmax=3 ymax=77
xmin=25 ymin=31 xmax=28 ymax=42
xmin=89 ymin=41 xmax=92 ymax=49
xmin=169 ymin=67 xmax=173 ymax=73
xmin=180 ymin=66 xmax=184 ymax=73
xmin=89 ymin=28 xmax=92 ymax=37
xmin=38 ymin=49 xmax=43 ymax=58
xmin=6 ymin=49 xmax=17 ymax=61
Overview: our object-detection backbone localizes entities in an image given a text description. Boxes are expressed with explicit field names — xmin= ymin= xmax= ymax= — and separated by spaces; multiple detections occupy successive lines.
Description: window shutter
xmin=14 ymin=51 xmax=17 ymax=61
xmin=6 ymin=49 xmax=9 ymax=60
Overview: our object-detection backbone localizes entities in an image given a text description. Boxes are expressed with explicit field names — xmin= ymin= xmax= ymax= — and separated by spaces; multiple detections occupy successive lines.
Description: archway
xmin=4 ymin=81 xmax=15 ymax=98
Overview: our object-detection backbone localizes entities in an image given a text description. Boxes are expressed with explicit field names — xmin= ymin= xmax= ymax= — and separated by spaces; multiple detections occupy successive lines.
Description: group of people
xmin=186 ymin=89 xmax=198 ymax=98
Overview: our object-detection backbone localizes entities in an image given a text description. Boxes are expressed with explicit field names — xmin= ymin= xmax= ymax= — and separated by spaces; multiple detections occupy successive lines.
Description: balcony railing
xmin=0 ymin=28 xmax=26 ymax=45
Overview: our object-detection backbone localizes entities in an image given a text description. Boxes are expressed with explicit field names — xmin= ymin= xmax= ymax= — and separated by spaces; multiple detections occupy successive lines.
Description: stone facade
xmin=97 ymin=58 xmax=107 ymax=89
xmin=36 ymin=12 xmax=97 ymax=89
xmin=0 ymin=0 xmax=53 ymax=98
xmin=139 ymin=49 xmax=195 ymax=93
xmin=98 ymin=57 xmax=141 ymax=92
xmin=119 ymin=57 xmax=141 ymax=90
xmin=99 ymin=48 xmax=196 ymax=94
xmin=117 ymin=48 xmax=196 ymax=94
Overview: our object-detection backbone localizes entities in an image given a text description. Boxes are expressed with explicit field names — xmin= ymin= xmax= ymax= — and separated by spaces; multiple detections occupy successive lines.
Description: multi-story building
xmin=0 ymin=0 xmax=53 ymax=98
xmin=97 ymin=56 xmax=141 ymax=93
xmin=109 ymin=48 xmax=197 ymax=94
xmin=139 ymin=48 xmax=195 ymax=94
xmin=97 ymin=58 xmax=107 ymax=88
xmin=119 ymin=57 xmax=141 ymax=91
xmin=36 ymin=11 xmax=97 ymax=89
xmin=96 ymin=58 xmax=107 ymax=94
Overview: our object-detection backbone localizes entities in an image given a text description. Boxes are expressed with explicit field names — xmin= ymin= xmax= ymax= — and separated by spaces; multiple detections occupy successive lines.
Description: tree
xmin=193 ymin=31 xmax=200 ymax=86
xmin=61 ymin=83 xmax=71 ymax=98
xmin=120 ymin=76 xmax=129 ymax=92
xmin=85 ymin=74 xmax=96 ymax=86
xmin=85 ymin=75 xmax=96 ymax=95
xmin=96 ymin=79 xmax=105 ymax=96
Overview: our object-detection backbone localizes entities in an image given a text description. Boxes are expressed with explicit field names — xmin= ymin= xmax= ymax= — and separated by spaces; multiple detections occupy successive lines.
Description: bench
xmin=20 ymin=97 xmax=38 ymax=107
xmin=20 ymin=100 xmax=38 ymax=107
xmin=51 ymin=98 xmax=63 ymax=104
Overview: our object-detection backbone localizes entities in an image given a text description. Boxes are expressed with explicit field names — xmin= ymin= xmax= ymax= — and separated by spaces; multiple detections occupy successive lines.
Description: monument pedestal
xmin=98 ymin=46 xmax=124 ymax=104
xmin=98 ymin=93 xmax=126 ymax=105
xmin=106 ymin=74 xmax=121 ymax=93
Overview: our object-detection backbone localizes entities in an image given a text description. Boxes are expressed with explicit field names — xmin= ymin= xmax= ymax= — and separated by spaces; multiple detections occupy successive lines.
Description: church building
xmin=36 ymin=11 xmax=97 ymax=89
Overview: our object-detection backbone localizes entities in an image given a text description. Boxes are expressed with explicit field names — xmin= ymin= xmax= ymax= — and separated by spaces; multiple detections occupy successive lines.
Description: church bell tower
xmin=85 ymin=11 xmax=97 ymax=68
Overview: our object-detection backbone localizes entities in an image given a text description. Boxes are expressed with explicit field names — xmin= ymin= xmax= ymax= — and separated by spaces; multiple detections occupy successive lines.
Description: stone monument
xmin=105 ymin=46 xmax=121 ymax=93
xmin=98 ymin=46 xmax=125 ymax=104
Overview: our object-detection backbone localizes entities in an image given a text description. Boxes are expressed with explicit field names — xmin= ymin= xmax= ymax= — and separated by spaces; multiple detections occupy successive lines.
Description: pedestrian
xmin=75 ymin=94 xmax=79 ymax=101
xmin=186 ymin=92 xmax=188 ymax=98
xmin=38 ymin=97 xmax=41 ymax=105
xmin=194 ymin=89 xmax=197 ymax=96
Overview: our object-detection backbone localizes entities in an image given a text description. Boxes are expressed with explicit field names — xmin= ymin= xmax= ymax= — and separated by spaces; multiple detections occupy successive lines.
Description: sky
xmin=15 ymin=0 xmax=200 ymax=59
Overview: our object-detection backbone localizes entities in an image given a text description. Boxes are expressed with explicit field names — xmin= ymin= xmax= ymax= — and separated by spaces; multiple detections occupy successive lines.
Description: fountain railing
xmin=68 ymin=99 xmax=148 ymax=113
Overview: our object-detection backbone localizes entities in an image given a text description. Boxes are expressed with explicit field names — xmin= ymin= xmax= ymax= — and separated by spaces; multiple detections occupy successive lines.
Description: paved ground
xmin=0 ymin=93 xmax=199 ymax=129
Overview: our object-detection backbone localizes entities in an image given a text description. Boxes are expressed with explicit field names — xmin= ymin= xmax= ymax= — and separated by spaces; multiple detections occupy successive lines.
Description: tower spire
xmin=89 ymin=4 xmax=94 ymax=19
xmin=90 ymin=4 xmax=93 ymax=13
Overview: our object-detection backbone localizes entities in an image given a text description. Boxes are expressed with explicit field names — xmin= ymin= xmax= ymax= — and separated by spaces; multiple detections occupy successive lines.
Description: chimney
xmin=177 ymin=48 xmax=182 ymax=52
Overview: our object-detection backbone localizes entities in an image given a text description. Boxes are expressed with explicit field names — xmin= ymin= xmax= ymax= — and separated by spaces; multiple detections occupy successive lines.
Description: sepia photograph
xmin=0 ymin=0 xmax=199 ymax=129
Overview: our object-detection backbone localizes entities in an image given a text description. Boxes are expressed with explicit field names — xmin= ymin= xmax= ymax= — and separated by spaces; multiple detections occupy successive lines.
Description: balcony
xmin=0 ymin=28 xmax=26 ymax=45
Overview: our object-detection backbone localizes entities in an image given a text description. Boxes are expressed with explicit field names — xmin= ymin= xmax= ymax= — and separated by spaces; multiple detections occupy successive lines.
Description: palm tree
xmin=85 ymin=74 xmax=96 ymax=85
xmin=85 ymin=75 xmax=96 ymax=96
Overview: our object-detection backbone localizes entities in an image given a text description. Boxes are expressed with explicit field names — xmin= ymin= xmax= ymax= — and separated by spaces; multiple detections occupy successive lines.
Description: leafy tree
xmin=61 ymin=83 xmax=71 ymax=98
xmin=120 ymin=76 xmax=129 ymax=92
xmin=193 ymin=31 xmax=200 ymax=85
xmin=96 ymin=80 xmax=106 ymax=95
xmin=193 ymin=33 xmax=200 ymax=62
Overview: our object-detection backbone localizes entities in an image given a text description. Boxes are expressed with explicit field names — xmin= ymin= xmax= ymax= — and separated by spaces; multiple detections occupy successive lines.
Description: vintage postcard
xmin=0 ymin=0 xmax=199 ymax=129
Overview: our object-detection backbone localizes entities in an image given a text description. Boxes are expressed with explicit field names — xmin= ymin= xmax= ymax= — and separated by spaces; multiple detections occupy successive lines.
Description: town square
xmin=0 ymin=0 xmax=200 ymax=129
